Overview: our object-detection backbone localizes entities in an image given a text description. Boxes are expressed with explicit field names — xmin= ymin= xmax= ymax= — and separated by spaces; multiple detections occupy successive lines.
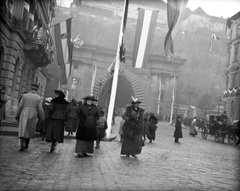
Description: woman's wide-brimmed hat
xmin=54 ymin=90 xmax=65 ymax=97
xmin=83 ymin=95 xmax=98 ymax=101
xmin=45 ymin=97 xmax=52 ymax=103
xmin=131 ymin=96 xmax=141 ymax=104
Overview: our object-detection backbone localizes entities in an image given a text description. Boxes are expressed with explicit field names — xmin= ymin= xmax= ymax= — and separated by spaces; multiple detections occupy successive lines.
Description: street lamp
xmin=218 ymin=96 xmax=221 ymax=115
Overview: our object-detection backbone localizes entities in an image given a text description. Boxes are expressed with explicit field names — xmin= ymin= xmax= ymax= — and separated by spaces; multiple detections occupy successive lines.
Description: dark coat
xmin=76 ymin=103 xmax=99 ymax=141
xmin=174 ymin=120 xmax=183 ymax=138
xmin=122 ymin=105 xmax=144 ymax=137
xmin=45 ymin=96 xmax=68 ymax=143
xmin=50 ymin=97 xmax=69 ymax=120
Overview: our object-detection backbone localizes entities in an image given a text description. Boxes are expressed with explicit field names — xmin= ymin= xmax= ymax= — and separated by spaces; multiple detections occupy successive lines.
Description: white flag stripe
xmin=135 ymin=10 xmax=152 ymax=68
xmin=60 ymin=21 xmax=69 ymax=64
xmin=65 ymin=63 xmax=70 ymax=79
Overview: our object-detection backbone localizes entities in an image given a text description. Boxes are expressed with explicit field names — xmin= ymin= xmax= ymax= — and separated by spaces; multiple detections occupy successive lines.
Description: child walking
xmin=95 ymin=110 xmax=107 ymax=149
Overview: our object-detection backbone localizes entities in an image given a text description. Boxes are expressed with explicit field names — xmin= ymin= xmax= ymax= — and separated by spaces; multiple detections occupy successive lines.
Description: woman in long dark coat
xmin=75 ymin=95 xmax=99 ymax=157
xmin=147 ymin=112 xmax=158 ymax=143
xmin=120 ymin=97 xmax=144 ymax=159
xmin=173 ymin=116 xmax=183 ymax=143
xmin=65 ymin=99 xmax=79 ymax=136
xmin=45 ymin=90 xmax=68 ymax=152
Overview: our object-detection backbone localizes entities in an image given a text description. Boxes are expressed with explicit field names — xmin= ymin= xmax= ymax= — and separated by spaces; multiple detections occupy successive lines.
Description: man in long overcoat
xmin=15 ymin=84 xmax=45 ymax=151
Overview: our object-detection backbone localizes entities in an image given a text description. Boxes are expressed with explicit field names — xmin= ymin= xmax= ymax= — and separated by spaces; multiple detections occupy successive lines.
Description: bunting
xmin=164 ymin=0 xmax=188 ymax=60
xmin=132 ymin=8 xmax=158 ymax=68
xmin=54 ymin=18 xmax=73 ymax=84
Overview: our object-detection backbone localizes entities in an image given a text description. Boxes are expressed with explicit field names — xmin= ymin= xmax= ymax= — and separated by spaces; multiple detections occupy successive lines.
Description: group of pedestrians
xmin=15 ymin=84 xmax=108 ymax=156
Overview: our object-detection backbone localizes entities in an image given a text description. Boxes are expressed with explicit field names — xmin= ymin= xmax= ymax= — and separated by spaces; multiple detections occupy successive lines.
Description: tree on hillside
xmin=197 ymin=93 xmax=215 ymax=111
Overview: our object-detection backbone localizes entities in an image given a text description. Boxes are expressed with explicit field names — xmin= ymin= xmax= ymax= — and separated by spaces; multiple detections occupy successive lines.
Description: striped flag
xmin=164 ymin=0 xmax=188 ymax=60
xmin=54 ymin=18 xmax=73 ymax=84
xmin=132 ymin=8 xmax=158 ymax=68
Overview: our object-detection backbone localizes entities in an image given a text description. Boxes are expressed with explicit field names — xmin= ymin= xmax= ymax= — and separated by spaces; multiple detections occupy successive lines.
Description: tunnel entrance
xmin=98 ymin=74 xmax=134 ymax=115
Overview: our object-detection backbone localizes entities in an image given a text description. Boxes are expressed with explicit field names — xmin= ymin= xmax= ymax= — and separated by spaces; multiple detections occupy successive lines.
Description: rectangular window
xmin=226 ymin=75 xmax=229 ymax=88
xmin=233 ymin=45 xmax=239 ymax=63
xmin=231 ymin=72 xmax=237 ymax=88
xmin=237 ymin=25 xmax=240 ymax=38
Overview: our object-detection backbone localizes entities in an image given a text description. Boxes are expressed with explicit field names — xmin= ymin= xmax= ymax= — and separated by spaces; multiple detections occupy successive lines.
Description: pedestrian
xmin=120 ymin=96 xmax=144 ymax=159
xmin=36 ymin=98 xmax=51 ymax=140
xmin=173 ymin=116 xmax=183 ymax=143
xmin=36 ymin=97 xmax=52 ymax=140
xmin=95 ymin=109 xmax=107 ymax=149
xmin=75 ymin=95 xmax=99 ymax=157
xmin=118 ymin=107 xmax=127 ymax=142
xmin=147 ymin=112 xmax=158 ymax=143
xmin=65 ymin=98 xmax=79 ymax=136
xmin=0 ymin=86 xmax=7 ymax=126
xmin=142 ymin=112 xmax=149 ymax=141
xmin=15 ymin=84 xmax=45 ymax=151
xmin=189 ymin=116 xmax=197 ymax=136
xmin=45 ymin=90 xmax=69 ymax=152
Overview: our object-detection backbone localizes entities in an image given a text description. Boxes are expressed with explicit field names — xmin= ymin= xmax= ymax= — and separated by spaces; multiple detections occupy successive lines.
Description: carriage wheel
xmin=201 ymin=126 xmax=208 ymax=139
xmin=228 ymin=133 xmax=236 ymax=145
xmin=214 ymin=130 xmax=220 ymax=142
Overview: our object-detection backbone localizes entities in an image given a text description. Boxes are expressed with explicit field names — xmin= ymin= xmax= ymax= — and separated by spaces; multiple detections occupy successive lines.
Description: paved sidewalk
xmin=0 ymin=117 xmax=239 ymax=191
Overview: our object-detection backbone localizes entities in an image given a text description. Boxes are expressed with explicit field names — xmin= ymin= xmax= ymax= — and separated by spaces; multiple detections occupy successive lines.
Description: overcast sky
xmin=57 ymin=0 xmax=240 ymax=19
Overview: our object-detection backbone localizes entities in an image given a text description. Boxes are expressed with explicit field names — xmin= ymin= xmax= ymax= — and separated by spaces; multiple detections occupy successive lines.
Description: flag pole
xmin=169 ymin=76 xmax=176 ymax=125
xmin=48 ymin=17 xmax=74 ymax=29
xmin=105 ymin=0 xmax=128 ymax=139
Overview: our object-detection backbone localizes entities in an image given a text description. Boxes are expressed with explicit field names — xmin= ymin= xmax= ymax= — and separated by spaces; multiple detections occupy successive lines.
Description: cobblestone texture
xmin=0 ymin=117 xmax=240 ymax=191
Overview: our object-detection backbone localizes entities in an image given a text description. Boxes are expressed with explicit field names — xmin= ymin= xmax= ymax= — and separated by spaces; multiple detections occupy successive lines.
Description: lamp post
xmin=218 ymin=96 xmax=221 ymax=115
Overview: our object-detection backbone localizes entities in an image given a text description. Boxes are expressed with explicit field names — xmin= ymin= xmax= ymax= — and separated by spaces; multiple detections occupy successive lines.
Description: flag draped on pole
xmin=132 ymin=8 xmax=158 ymax=68
xmin=54 ymin=18 xmax=73 ymax=84
xmin=164 ymin=0 xmax=188 ymax=60
xmin=106 ymin=0 xmax=129 ymax=139
xmin=209 ymin=33 xmax=220 ymax=52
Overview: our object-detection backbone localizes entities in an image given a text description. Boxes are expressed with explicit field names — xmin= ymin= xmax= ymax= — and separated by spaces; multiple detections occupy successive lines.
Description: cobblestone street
xmin=0 ymin=117 xmax=239 ymax=191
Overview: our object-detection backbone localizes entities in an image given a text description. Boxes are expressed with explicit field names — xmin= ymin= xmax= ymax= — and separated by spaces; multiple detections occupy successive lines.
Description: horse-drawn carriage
xmin=201 ymin=115 xmax=239 ymax=145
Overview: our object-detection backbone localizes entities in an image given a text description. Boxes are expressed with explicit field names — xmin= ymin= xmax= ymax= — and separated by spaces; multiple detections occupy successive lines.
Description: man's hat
xmin=131 ymin=96 xmax=141 ymax=104
xmin=83 ymin=95 xmax=98 ymax=101
xmin=31 ymin=84 xmax=39 ymax=90
xmin=54 ymin=90 xmax=65 ymax=97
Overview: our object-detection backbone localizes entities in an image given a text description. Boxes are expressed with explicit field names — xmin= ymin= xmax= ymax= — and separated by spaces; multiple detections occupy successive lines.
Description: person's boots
xmin=25 ymin=138 xmax=30 ymax=149
xmin=50 ymin=141 xmax=56 ymax=152
xmin=19 ymin=138 xmax=25 ymax=151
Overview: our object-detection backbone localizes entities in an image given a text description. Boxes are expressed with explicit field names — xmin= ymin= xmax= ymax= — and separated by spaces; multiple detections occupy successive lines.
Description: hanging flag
xmin=107 ymin=57 xmax=116 ymax=73
xmin=54 ymin=18 xmax=73 ymax=84
xmin=119 ymin=0 xmax=129 ymax=64
xmin=210 ymin=33 xmax=220 ymax=52
xmin=164 ymin=0 xmax=188 ymax=60
xmin=132 ymin=8 xmax=158 ymax=68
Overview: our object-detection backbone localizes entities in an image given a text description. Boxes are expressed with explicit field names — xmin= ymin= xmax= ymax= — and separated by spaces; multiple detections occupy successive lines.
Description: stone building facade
xmin=0 ymin=0 xmax=56 ymax=119
xmin=223 ymin=12 xmax=240 ymax=121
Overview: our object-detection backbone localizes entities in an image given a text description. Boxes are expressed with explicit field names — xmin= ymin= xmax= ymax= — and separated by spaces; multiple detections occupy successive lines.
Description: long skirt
xmin=147 ymin=129 xmax=156 ymax=140
xmin=120 ymin=133 xmax=143 ymax=155
xmin=65 ymin=118 xmax=79 ymax=132
xmin=45 ymin=119 xmax=65 ymax=143
xmin=189 ymin=126 xmax=197 ymax=136
xmin=75 ymin=140 xmax=94 ymax=154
